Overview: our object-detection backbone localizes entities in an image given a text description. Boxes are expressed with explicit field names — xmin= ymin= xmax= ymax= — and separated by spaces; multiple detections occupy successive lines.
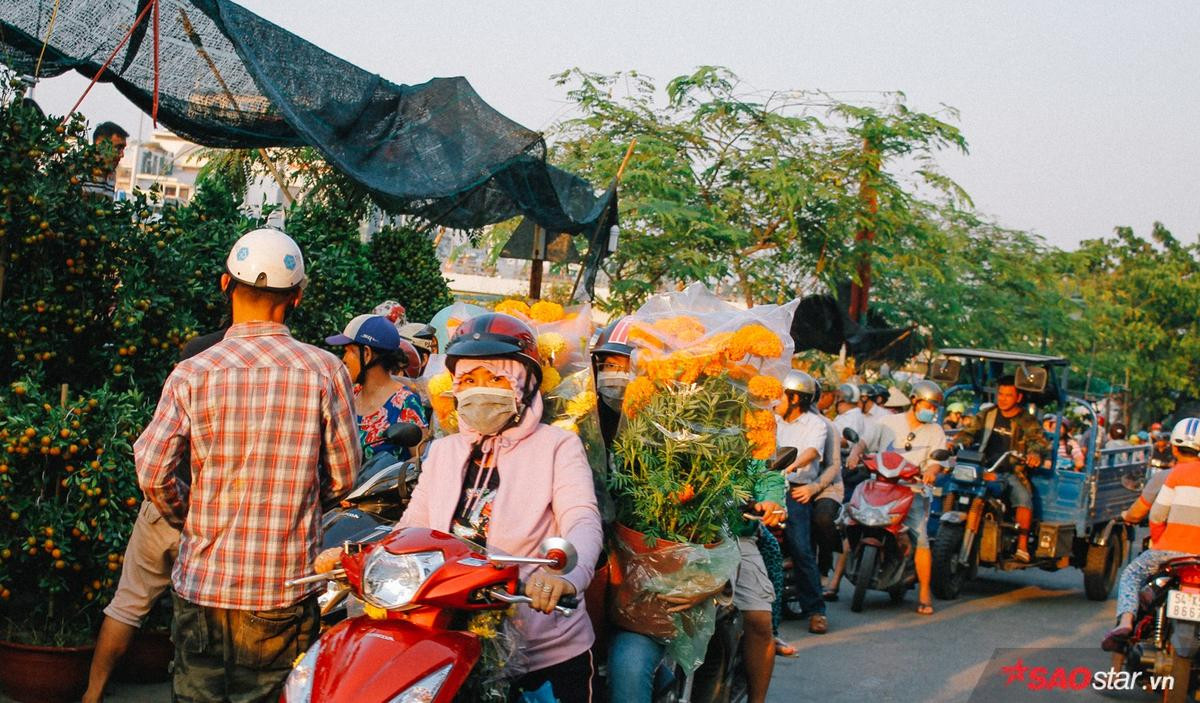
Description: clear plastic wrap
xmin=609 ymin=524 xmax=741 ymax=675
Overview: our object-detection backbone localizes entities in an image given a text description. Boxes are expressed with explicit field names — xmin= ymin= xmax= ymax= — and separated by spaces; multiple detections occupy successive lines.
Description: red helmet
xmin=395 ymin=338 xmax=422 ymax=378
xmin=446 ymin=313 xmax=542 ymax=386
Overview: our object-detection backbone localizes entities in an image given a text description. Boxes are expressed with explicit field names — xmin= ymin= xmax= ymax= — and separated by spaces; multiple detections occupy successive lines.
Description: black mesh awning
xmin=0 ymin=0 xmax=615 ymax=234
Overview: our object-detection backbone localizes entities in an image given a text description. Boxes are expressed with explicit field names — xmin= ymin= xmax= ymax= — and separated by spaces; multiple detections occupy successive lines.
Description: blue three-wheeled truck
xmin=927 ymin=349 xmax=1148 ymax=601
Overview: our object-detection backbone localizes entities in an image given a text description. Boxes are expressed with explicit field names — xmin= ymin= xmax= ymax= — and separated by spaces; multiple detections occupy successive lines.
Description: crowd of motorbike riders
xmin=81 ymin=228 xmax=1199 ymax=702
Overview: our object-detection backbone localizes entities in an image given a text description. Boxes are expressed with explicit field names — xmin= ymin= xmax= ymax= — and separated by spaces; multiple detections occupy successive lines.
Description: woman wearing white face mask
xmin=396 ymin=312 xmax=603 ymax=702
xmin=590 ymin=318 xmax=636 ymax=447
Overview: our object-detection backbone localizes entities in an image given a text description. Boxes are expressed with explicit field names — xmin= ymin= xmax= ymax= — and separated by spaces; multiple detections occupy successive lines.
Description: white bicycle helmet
xmin=1169 ymin=417 xmax=1200 ymax=452
xmin=225 ymin=228 xmax=307 ymax=291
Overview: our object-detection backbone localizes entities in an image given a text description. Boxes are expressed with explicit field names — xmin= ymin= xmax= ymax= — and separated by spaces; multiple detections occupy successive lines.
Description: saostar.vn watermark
xmin=968 ymin=647 xmax=1178 ymax=701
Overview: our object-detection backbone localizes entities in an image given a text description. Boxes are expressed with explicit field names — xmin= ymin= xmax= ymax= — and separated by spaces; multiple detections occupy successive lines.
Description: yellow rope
xmin=33 ymin=0 xmax=63 ymax=79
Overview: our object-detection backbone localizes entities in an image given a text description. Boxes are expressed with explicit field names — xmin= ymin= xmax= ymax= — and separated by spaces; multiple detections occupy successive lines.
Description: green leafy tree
xmin=370 ymin=225 xmax=453 ymax=322
xmin=550 ymin=67 xmax=968 ymax=312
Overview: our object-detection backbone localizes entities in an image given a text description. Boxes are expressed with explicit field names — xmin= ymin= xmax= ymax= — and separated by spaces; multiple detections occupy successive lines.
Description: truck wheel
xmin=1083 ymin=530 xmax=1124 ymax=601
xmin=1163 ymin=648 xmax=1193 ymax=703
xmin=932 ymin=523 xmax=972 ymax=600
xmin=851 ymin=544 xmax=877 ymax=613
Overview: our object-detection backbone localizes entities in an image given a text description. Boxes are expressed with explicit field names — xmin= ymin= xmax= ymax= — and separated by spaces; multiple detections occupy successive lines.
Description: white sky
xmin=26 ymin=1 xmax=1200 ymax=249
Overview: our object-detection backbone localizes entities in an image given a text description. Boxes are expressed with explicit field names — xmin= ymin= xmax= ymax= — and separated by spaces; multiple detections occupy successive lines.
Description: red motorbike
xmin=280 ymin=527 xmax=580 ymax=702
xmin=842 ymin=450 xmax=945 ymax=612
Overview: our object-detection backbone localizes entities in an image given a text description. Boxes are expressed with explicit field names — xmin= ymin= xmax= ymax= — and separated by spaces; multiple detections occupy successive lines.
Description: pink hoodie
xmin=398 ymin=403 xmax=603 ymax=674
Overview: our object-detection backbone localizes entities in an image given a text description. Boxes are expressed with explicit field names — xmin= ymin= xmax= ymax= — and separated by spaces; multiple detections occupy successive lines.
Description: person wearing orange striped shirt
xmin=1103 ymin=417 xmax=1200 ymax=651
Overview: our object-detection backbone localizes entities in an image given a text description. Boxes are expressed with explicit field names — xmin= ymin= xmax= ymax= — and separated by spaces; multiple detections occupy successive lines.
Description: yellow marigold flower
xmin=494 ymin=299 xmax=531 ymax=318
xmin=537 ymin=332 xmax=568 ymax=360
xmin=566 ymin=390 xmax=597 ymax=418
xmin=747 ymin=375 xmax=784 ymax=402
xmin=529 ymin=300 xmax=566 ymax=323
xmin=552 ymin=418 xmax=580 ymax=434
xmin=622 ymin=376 xmax=655 ymax=418
xmin=541 ymin=365 xmax=562 ymax=393
xmin=428 ymin=371 xmax=454 ymax=398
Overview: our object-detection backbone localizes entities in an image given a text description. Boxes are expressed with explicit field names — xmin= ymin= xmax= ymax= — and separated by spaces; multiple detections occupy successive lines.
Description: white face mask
xmin=455 ymin=386 xmax=519 ymax=436
xmin=596 ymin=371 xmax=633 ymax=410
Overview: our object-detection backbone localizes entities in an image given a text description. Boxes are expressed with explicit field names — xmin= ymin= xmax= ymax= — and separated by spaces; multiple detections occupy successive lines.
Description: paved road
xmin=7 ymin=557 xmax=1161 ymax=703
xmin=768 ymin=561 xmax=1150 ymax=703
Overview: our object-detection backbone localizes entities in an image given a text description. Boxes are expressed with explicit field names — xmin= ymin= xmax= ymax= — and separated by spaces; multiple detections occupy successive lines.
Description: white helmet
xmin=225 ymin=228 xmax=307 ymax=290
xmin=1170 ymin=418 xmax=1200 ymax=452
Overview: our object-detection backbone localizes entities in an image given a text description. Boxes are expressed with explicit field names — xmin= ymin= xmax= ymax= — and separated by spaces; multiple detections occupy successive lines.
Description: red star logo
xmin=1001 ymin=658 xmax=1028 ymax=686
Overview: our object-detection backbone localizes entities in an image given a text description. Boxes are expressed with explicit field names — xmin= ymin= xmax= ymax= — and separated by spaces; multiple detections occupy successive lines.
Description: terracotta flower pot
xmin=608 ymin=523 xmax=720 ymax=640
xmin=114 ymin=628 xmax=174 ymax=683
xmin=0 ymin=639 xmax=94 ymax=703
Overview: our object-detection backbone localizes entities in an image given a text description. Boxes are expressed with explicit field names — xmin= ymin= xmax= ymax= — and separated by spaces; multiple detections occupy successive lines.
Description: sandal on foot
xmin=822 ymin=587 xmax=840 ymax=602
xmin=1101 ymin=625 xmax=1132 ymax=652
xmin=808 ymin=614 xmax=829 ymax=634
xmin=774 ymin=637 xmax=798 ymax=657
xmin=916 ymin=602 xmax=934 ymax=616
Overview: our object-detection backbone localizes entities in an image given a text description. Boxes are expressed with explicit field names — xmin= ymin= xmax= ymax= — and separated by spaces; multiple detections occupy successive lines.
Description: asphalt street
xmin=768 ymin=559 xmax=1151 ymax=703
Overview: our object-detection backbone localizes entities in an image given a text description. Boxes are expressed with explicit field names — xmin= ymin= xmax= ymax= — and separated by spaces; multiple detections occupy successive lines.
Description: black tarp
xmin=0 ymin=0 xmax=616 ymax=237
xmin=790 ymin=288 xmax=921 ymax=364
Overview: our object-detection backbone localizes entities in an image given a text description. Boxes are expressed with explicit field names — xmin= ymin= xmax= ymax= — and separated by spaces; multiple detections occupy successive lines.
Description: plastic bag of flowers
xmin=606 ymin=283 xmax=798 ymax=665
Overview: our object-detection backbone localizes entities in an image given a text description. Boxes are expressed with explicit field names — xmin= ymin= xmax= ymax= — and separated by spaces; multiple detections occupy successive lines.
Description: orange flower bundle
xmin=621 ymin=376 xmax=656 ymax=418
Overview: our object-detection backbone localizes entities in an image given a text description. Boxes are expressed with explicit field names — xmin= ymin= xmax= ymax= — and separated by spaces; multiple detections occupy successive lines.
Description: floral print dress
xmin=357 ymin=387 xmax=428 ymax=460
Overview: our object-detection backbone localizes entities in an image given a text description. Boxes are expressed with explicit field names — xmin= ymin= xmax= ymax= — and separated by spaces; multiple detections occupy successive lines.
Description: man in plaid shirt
xmin=135 ymin=229 xmax=360 ymax=702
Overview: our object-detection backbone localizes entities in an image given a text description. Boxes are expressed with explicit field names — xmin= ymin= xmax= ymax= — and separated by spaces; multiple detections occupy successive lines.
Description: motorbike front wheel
xmin=851 ymin=544 xmax=878 ymax=613
xmin=931 ymin=522 xmax=973 ymax=600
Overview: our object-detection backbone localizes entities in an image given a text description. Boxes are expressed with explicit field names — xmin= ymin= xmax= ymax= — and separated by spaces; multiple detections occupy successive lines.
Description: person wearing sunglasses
xmin=877 ymin=380 xmax=948 ymax=616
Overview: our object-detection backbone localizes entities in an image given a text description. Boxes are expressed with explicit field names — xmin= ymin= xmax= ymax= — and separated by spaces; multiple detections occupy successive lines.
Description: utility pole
xmin=847 ymin=139 xmax=878 ymax=322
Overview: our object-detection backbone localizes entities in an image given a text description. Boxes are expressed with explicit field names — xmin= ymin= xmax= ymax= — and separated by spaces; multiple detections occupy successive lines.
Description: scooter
xmin=319 ymin=422 xmax=423 ymax=624
xmin=842 ymin=450 xmax=945 ymax=613
xmin=281 ymin=528 xmax=581 ymax=702
xmin=1110 ymin=555 xmax=1200 ymax=703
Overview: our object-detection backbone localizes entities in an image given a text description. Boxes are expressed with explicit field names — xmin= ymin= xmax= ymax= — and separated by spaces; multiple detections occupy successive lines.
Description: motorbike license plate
xmin=1166 ymin=590 xmax=1200 ymax=622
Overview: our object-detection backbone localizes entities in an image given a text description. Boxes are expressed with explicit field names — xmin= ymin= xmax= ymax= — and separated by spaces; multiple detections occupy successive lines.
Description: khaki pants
xmin=171 ymin=592 xmax=319 ymax=703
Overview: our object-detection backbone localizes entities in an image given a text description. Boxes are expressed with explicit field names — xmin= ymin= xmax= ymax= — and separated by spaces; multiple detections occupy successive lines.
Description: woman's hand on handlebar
xmin=314 ymin=547 xmax=342 ymax=574
xmin=525 ymin=569 xmax=576 ymax=614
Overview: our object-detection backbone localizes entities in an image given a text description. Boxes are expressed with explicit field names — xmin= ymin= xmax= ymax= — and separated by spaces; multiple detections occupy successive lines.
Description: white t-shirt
xmin=868 ymin=404 xmax=892 ymax=419
xmin=878 ymin=412 xmax=947 ymax=467
xmin=834 ymin=407 xmax=867 ymax=438
xmin=776 ymin=412 xmax=827 ymax=484
xmin=859 ymin=415 xmax=889 ymax=453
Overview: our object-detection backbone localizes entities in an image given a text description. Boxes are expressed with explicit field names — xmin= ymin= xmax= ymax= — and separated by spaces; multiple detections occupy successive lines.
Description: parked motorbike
xmin=1110 ymin=555 xmax=1200 ymax=703
xmin=842 ymin=450 xmax=945 ymax=612
xmin=281 ymin=527 xmax=581 ymax=702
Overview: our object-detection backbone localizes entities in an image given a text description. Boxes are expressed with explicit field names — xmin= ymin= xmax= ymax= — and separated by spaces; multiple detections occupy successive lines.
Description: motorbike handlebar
xmin=285 ymin=569 xmax=346 ymax=587
xmin=486 ymin=586 xmax=578 ymax=616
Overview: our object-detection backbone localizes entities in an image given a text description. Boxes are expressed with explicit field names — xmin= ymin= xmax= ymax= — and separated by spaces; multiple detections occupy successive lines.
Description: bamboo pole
xmin=570 ymin=138 xmax=637 ymax=301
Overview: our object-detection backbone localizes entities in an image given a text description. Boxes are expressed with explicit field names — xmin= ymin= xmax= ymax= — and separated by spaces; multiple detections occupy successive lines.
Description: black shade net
xmin=0 ymin=0 xmax=616 ymax=236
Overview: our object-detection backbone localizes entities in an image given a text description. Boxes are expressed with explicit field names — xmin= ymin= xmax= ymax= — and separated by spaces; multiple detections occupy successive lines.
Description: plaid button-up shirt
xmin=135 ymin=321 xmax=361 ymax=610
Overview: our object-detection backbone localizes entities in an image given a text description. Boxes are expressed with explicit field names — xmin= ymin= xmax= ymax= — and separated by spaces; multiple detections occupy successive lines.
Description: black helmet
xmin=591 ymin=318 xmax=635 ymax=359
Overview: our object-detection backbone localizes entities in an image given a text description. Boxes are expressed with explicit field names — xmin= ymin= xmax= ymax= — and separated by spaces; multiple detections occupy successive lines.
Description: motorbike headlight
xmin=851 ymin=504 xmax=893 ymax=527
xmin=953 ymin=465 xmax=978 ymax=483
xmin=362 ymin=550 xmax=444 ymax=610
xmin=387 ymin=663 xmax=453 ymax=703
xmin=282 ymin=641 xmax=321 ymax=703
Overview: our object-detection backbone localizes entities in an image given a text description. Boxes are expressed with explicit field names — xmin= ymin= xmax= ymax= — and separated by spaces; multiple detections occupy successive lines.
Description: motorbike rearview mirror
xmin=383 ymin=422 xmax=424 ymax=448
xmin=842 ymin=428 xmax=860 ymax=445
xmin=929 ymin=449 xmax=952 ymax=461
xmin=928 ymin=358 xmax=961 ymax=383
xmin=539 ymin=537 xmax=578 ymax=575
xmin=1014 ymin=364 xmax=1048 ymax=394
xmin=771 ymin=447 xmax=798 ymax=473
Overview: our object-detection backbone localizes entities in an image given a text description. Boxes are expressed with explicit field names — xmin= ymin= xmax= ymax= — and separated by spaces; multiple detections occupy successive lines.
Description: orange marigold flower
xmin=747 ymin=375 xmax=784 ymax=402
xmin=622 ymin=376 xmax=656 ymax=418
xmin=494 ymin=299 xmax=531 ymax=318
xmin=751 ymin=444 xmax=774 ymax=460
xmin=744 ymin=409 xmax=776 ymax=432
xmin=529 ymin=300 xmax=566 ymax=323
xmin=652 ymin=315 xmax=707 ymax=345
